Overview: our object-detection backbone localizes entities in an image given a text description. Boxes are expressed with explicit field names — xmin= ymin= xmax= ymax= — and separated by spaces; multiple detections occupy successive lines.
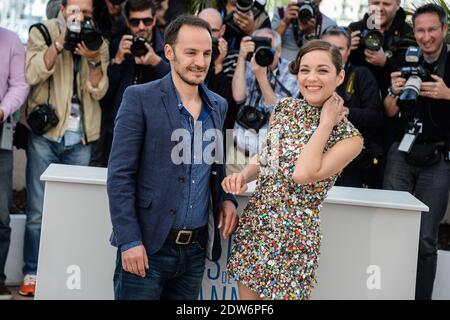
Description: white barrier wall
xmin=35 ymin=164 xmax=428 ymax=300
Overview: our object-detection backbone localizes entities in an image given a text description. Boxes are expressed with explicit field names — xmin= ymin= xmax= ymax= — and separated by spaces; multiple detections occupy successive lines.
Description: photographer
xmin=322 ymin=26 xmax=384 ymax=189
xmin=348 ymin=0 xmax=413 ymax=93
xmin=47 ymin=0 xmax=128 ymax=41
xmin=383 ymin=4 xmax=450 ymax=300
xmin=219 ymin=0 xmax=271 ymax=51
xmin=21 ymin=0 xmax=109 ymax=297
xmin=272 ymin=0 xmax=337 ymax=62
xmin=99 ymin=0 xmax=169 ymax=166
xmin=0 ymin=27 xmax=29 ymax=300
xmin=228 ymin=28 xmax=298 ymax=174
xmin=199 ymin=8 xmax=237 ymax=131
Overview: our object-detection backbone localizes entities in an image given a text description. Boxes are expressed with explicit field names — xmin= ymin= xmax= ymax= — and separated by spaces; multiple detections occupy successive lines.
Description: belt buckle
xmin=176 ymin=230 xmax=193 ymax=245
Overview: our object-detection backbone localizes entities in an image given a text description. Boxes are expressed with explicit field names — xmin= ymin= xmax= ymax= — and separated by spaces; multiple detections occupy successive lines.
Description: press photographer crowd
xmin=0 ymin=0 xmax=450 ymax=301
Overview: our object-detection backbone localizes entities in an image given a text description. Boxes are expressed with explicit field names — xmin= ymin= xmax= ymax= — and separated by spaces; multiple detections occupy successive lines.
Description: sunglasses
xmin=128 ymin=17 xmax=154 ymax=27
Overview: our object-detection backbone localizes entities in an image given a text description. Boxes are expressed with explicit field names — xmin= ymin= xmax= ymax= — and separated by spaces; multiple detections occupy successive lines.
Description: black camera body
xmin=27 ymin=104 xmax=59 ymax=136
xmin=398 ymin=47 xmax=430 ymax=111
xmin=130 ymin=37 xmax=149 ymax=57
xmin=247 ymin=36 xmax=274 ymax=67
xmin=297 ymin=0 xmax=318 ymax=23
xmin=64 ymin=17 xmax=103 ymax=52
xmin=361 ymin=29 xmax=384 ymax=51
xmin=236 ymin=105 xmax=269 ymax=131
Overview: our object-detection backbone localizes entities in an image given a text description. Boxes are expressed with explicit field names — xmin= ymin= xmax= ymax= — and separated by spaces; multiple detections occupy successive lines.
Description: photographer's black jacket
xmin=348 ymin=7 xmax=414 ymax=94
xmin=101 ymin=28 xmax=170 ymax=134
xmin=394 ymin=46 xmax=450 ymax=144
xmin=336 ymin=63 xmax=384 ymax=157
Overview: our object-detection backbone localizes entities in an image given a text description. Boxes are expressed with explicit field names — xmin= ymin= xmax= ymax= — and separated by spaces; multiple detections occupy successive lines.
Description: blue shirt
xmin=172 ymin=92 xmax=214 ymax=230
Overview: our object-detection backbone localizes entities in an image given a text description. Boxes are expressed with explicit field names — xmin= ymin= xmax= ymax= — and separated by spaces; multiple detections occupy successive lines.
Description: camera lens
xmin=236 ymin=0 xmax=254 ymax=13
xmin=80 ymin=18 xmax=103 ymax=51
xmin=255 ymin=47 xmax=274 ymax=67
xmin=362 ymin=29 xmax=384 ymax=51
xmin=298 ymin=6 xmax=314 ymax=23
xmin=130 ymin=37 xmax=149 ymax=57
xmin=398 ymin=76 xmax=422 ymax=109
xmin=212 ymin=37 xmax=220 ymax=61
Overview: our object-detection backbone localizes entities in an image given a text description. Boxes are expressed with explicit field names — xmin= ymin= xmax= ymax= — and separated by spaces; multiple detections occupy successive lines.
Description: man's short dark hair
xmin=164 ymin=15 xmax=211 ymax=46
xmin=125 ymin=0 xmax=157 ymax=18
xmin=412 ymin=3 xmax=448 ymax=28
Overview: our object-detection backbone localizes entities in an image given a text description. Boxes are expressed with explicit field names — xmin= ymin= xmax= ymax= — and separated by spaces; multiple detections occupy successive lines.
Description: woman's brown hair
xmin=289 ymin=40 xmax=343 ymax=75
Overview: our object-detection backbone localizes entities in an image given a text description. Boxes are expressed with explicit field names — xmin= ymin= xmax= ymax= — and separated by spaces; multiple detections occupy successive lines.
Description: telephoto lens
xmin=297 ymin=0 xmax=318 ymax=23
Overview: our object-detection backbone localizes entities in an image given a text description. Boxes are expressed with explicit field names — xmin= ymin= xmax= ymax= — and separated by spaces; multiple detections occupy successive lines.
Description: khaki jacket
xmin=25 ymin=18 xmax=109 ymax=143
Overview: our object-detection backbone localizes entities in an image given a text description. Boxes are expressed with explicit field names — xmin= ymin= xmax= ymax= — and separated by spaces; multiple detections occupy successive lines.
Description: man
xmin=348 ymin=0 xmax=413 ymax=94
xmin=384 ymin=4 xmax=450 ymax=300
xmin=47 ymin=0 xmax=127 ymax=40
xmin=21 ymin=0 xmax=109 ymax=296
xmin=97 ymin=0 xmax=169 ymax=166
xmin=219 ymin=0 xmax=271 ymax=51
xmin=228 ymin=28 xmax=298 ymax=174
xmin=272 ymin=0 xmax=337 ymax=62
xmin=322 ymin=26 xmax=384 ymax=188
xmin=0 ymin=27 xmax=29 ymax=300
xmin=107 ymin=15 xmax=239 ymax=300
xmin=198 ymin=8 xmax=237 ymax=132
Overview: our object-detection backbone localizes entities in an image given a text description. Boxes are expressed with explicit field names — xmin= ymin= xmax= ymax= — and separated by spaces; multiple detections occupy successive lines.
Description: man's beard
xmin=173 ymin=53 xmax=208 ymax=86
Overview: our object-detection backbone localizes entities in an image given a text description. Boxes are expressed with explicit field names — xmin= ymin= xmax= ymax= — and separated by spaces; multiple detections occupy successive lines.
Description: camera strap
xmin=29 ymin=23 xmax=53 ymax=109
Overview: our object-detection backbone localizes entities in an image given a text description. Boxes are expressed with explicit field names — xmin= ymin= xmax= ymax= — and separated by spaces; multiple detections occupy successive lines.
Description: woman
xmin=222 ymin=40 xmax=363 ymax=300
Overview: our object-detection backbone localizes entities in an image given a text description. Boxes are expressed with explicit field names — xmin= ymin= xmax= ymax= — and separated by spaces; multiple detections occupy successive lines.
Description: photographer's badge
xmin=68 ymin=96 xmax=82 ymax=132
xmin=398 ymin=121 xmax=422 ymax=153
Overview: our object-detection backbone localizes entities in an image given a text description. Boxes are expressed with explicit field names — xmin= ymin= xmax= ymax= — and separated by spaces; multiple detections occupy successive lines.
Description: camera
xmin=130 ymin=37 xmax=149 ymax=57
xmin=247 ymin=36 xmax=274 ymax=67
xmin=297 ymin=0 xmax=318 ymax=23
xmin=361 ymin=29 xmax=384 ymax=51
xmin=236 ymin=104 xmax=269 ymax=131
xmin=223 ymin=0 xmax=255 ymax=37
xmin=236 ymin=0 xmax=254 ymax=13
xmin=398 ymin=47 xmax=431 ymax=110
xmin=64 ymin=16 xmax=103 ymax=52
xmin=27 ymin=104 xmax=60 ymax=136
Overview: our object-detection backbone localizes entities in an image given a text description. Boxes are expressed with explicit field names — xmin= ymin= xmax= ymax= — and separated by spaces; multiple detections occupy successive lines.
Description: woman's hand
xmin=222 ymin=172 xmax=248 ymax=195
xmin=320 ymin=93 xmax=345 ymax=129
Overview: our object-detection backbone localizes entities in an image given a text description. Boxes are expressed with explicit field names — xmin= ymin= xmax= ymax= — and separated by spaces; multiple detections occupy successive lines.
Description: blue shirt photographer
xmin=233 ymin=58 xmax=298 ymax=155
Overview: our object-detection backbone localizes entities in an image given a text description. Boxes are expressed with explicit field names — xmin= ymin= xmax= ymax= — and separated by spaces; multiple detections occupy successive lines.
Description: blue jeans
xmin=24 ymin=132 xmax=91 ymax=275
xmin=383 ymin=142 xmax=450 ymax=300
xmin=0 ymin=149 xmax=12 ymax=285
xmin=113 ymin=237 xmax=207 ymax=300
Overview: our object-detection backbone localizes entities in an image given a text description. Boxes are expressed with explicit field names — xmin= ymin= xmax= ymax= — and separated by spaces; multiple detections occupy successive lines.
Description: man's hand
xmin=135 ymin=43 xmax=161 ymax=66
xmin=114 ymin=35 xmax=133 ymax=64
xmin=238 ymin=36 xmax=255 ymax=60
xmin=121 ymin=244 xmax=149 ymax=277
xmin=233 ymin=10 xmax=256 ymax=35
xmin=282 ymin=3 xmax=299 ymax=25
xmin=215 ymin=37 xmax=228 ymax=74
xmin=217 ymin=200 xmax=239 ymax=239
xmin=364 ymin=47 xmax=387 ymax=67
xmin=420 ymin=74 xmax=450 ymax=100
xmin=350 ymin=30 xmax=361 ymax=51
xmin=75 ymin=41 xmax=101 ymax=62
xmin=298 ymin=17 xmax=317 ymax=36
xmin=251 ymin=56 xmax=267 ymax=80
xmin=390 ymin=71 xmax=407 ymax=95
